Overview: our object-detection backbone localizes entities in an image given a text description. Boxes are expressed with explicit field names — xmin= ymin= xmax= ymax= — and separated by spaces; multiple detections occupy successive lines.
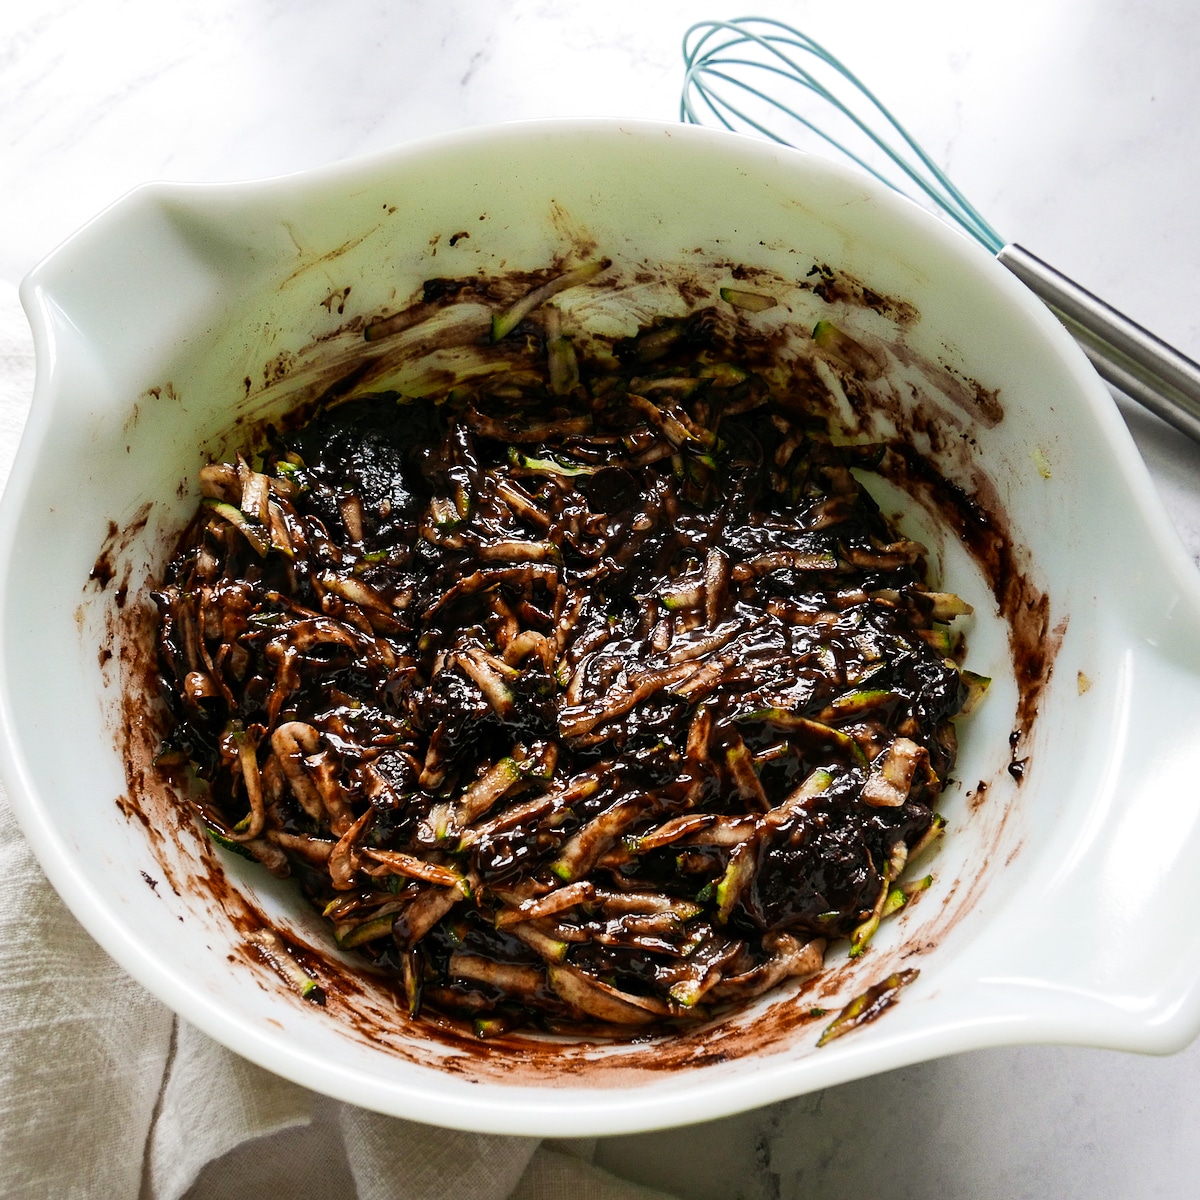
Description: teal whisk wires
xmin=678 ymin=15 xmax=1200 ymax=446
xmin=679 ymin=17 xmax=1004 ymax=253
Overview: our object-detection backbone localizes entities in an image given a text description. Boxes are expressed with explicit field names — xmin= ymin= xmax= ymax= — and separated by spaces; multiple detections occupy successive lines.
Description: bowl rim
xmin=6 ymin=116 xmax=1200 ymax=1136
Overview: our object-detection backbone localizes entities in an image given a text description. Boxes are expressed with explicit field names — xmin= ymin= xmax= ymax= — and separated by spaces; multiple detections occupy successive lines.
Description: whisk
xmin=680 ymin=17 xmax=1200 ymax=444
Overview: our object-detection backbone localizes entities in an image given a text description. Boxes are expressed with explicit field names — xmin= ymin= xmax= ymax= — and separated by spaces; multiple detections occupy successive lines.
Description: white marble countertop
xmin=5 ymin=1 xmax=1200 ymax=1196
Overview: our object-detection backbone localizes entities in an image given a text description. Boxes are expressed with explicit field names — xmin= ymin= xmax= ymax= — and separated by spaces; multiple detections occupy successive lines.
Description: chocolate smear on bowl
xmin=101 ymin=253 xmax=1058 ymax=1080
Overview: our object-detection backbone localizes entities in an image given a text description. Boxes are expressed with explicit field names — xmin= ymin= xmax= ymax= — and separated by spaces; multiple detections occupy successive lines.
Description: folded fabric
xmin=0 ymin=281 xmax=677 ymax=1200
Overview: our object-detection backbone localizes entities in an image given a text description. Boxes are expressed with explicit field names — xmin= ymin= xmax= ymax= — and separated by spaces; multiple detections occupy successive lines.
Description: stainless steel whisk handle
xmin=998 ymin=244 xmax=1200 ymax=443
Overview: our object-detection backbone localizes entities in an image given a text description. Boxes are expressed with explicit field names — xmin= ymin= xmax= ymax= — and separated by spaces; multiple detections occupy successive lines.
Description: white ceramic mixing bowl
xmin=4 ymin=120 xmax=1200 ymax=1136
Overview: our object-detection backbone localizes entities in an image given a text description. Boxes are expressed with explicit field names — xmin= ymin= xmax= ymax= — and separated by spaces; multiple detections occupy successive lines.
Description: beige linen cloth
xmin=0 ymin=281 xmax=677 ymax=1200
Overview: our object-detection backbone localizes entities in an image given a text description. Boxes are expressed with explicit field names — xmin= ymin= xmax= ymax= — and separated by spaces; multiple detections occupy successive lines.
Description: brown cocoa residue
xmin=967 ymin=780 xmax=990 ymax=812
xmin=802 ymin=263 xmax=919 ymax=325
xmin=885 ymin=442 xmax=1055 ymax=745
xmin=89 ymin=520 xmax=124 ymax=588
xmin=101 ymin=249 xmax=1060 ymax=1083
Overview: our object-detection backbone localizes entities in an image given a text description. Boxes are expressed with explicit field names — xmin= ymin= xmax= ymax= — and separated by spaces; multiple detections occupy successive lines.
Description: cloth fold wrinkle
xmin=0 ymin=787 xmax=175 ymax=1200
xmin=512 ymin=1147 xmax=683 ymax=1200
xmin=337 ymin=1108 xmax=539 ymax=1200
xmin=147 ymin=1019 xmax=316 ymax=1200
